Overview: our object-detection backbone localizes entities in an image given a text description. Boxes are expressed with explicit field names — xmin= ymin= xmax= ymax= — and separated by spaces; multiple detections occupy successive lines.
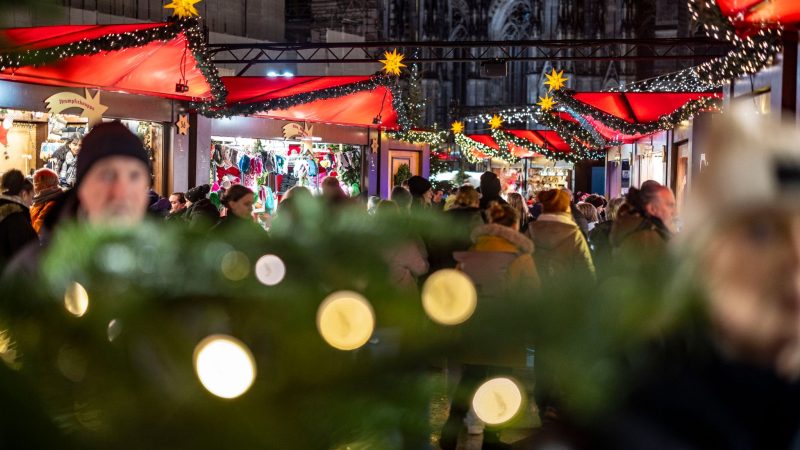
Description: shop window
xmin=210 ymin=137 xmax=364 ymax=215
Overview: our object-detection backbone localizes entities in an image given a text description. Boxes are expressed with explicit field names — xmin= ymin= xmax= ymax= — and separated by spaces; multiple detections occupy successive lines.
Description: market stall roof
xmin=0 ymin=22 xmax=217 ymax=101
xmin=716 ymin=0 xmax=800 ymax=27
xmin=507 ymin=129 xmax=571 ymax=153
xmin=467 ymin=134 xmax=500 ymax=150
xmin=221 ymin=76 xmax=399 ymax=129
xmin=572 ymin=92 xmax=721 ymax=124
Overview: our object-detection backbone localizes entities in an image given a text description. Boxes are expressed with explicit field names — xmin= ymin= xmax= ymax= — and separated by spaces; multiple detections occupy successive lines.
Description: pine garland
xmin=0 ymin=18 xmax=227 ymax=110
xmin=454 ymin=133 xmax=519 ymax=164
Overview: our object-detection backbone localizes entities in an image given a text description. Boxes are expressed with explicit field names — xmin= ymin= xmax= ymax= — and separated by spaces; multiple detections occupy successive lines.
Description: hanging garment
xmin=238 ymin=154 xmax=251 ymax=175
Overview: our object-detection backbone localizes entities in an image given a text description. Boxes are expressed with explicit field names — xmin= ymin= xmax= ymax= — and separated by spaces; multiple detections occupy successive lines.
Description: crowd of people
xmin=1 ymin=109 xmax=799 ymax=449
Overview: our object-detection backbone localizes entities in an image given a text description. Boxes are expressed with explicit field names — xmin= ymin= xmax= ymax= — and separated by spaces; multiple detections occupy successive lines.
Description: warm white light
xmin=316 ymin=291 xmax=375 ymax=351
xmin=254 ymin=254 xmax=286 ymax=286
xmin=2 ymin=116 xmax=12 ymax=130
xmin=282 ymin=71 xmax=294 ymax=77
xmin=107 ymin=319 xmax=122 ymax=342
xmin=421 ymin=269 xmax=477 ymax=325
xmin=64 ymin=282 xmax=89 ymax=317
xmin=267 ymin=71 xmax=278 ymax=77
xmin=221 ymin=251 xmax=250 ymax=281
xmin=472 ymin=377 xmax=524 ymax=425
xmin=194 ymin=335 xmax=257 ymax=399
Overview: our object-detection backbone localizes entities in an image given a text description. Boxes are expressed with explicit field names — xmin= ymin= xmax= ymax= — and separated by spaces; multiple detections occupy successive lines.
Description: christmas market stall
xmin=0 ymin=19 xmax=223 ymax=193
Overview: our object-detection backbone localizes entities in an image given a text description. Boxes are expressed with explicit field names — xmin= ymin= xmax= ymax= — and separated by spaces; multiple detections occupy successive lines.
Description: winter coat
xmin=526 ymin=212 xmax=595 ymax=280
xmin=29 ymin=187 xmax=63 ymax=235
xmin=427 ymin=206 xmax=484 ymax=273
xmin=183 ymin=199 xmax=220 ymax=228
xmin=571 ymin=204 xmax=590 ymax=238
xmin=0 ymin=195 xmax=39 ymax=271
xmin=610 ymin=211 xmax=671 ymax=260
xmin=385 ymin=238 xmax=429 ymax=292
xmin=455 ymin=223 xmax=540 ymax=293
xmin=588 ymin=220 xmax=614 ymax=266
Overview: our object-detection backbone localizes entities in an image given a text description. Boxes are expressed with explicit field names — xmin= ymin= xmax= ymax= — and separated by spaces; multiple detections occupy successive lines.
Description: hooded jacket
xmin=29 ymin=187 xmax=63 ymax=234
xmin=456 ymin=223 xmax=540 ymax=291
xmin=610 ymin=211 xmax=671 ymax=259
xmin=526 ymin=212 xmax=595 ymax=280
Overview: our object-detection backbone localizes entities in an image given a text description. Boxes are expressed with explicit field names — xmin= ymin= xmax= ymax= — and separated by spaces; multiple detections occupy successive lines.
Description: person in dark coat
xmin=478 ymin=171 xmax=507 ymax=220
xmin=407 ymin=175 xmax=433 ymax=210
xmin=183 ymin=184 xmax=220 ymax=228
xmin=0 ymin=170 xmax=37 ymax=271
xmin=5 ymin=121 xmax=152 ymax=276
xmin=428 ymin=185 xmax=484 ymax=271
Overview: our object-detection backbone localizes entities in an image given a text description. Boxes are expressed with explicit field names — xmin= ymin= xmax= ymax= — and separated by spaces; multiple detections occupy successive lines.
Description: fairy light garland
xmin=490 ymin=129 xmax=580 ymax=163
xmin=0 ymin=18 xmax=227 ymax=111
xmin=385 ymin=129 xmax=448 ymax=147
xmin=551 ymin=89 xmax=723 ymax=136
xmin=454 ymin=133 xmax=519 ymax=164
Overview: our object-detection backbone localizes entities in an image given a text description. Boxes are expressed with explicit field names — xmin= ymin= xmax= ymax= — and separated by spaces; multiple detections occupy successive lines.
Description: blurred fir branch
xmin=0 ymin=197 xmax=701 ymax=448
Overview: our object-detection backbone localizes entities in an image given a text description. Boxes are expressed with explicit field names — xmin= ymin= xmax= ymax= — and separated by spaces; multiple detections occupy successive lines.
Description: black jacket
xmin=0 ymin=196 xmax=38 ymax=271
xmin=183 ymin=199 xmax=220 ymax=228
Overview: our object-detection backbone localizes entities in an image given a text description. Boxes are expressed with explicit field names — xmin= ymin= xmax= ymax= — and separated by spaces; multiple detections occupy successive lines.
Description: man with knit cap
xmin=29 ymin=168 xmax=63 ymax=234
xmin=525 ymin=188 xmax=594 ymax=281
xmin=4 ymin=121 xmax=151 ymax=275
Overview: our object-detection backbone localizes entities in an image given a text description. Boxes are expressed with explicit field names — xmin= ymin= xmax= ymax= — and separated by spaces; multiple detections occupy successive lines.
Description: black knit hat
xmin=186 ymin=184 xmax=211 ymax=203
xmin=76 ymin=121 xmax=150 ymax=186
xmin=407 ymin=175 xmax=432 ymax=198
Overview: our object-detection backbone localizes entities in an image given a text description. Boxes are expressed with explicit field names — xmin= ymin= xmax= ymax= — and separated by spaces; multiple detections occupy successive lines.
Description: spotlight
xmin=267 ymin=71 xmax=278 ymax=77
xmin=175 ymin=83 xmax=189 ymax=93
xmin=282 ymin=71 xmax=294 ymax=77
xmin=372 ymin=115 xmax=382 ymax=125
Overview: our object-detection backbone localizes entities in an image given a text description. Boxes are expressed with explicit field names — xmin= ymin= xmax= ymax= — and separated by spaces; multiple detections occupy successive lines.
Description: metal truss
xmin=209 ymin=38 xmax=732 ymax=75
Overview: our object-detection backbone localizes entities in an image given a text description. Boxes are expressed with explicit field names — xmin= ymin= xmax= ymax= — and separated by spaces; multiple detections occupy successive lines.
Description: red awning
xmin=222 ymin=76 xmax=398 ymax=129
xmin=507 ymin=129 xmax=571 ymax=153
xmin=573 ymin=92 xmax=720 ymax=123
xmin=0 ymin=23 xmax=213 ymax=101
xmin=716 ymin=0 xmax=800 ymax=26
xmin=467 ymin=134 xmax=500 ymax=150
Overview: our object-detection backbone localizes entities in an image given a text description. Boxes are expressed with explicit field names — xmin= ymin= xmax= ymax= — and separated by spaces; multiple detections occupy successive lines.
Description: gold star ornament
xmin=380 ymin=49 xmax=407 ymax=76
xmin=164 ymin=0 xmax=201 ymax=18
xmin=488 ymin=115 xmax=503 ymax=130
xmin=176 ymin=113 xmax=190 ymax=135
xmin=544 ymin=68 xmax=568 ymax=92
xmin=451 ymin=121 xmax=464 ymax=134
xmin=537 ymin=94 xmax=556 ymax=111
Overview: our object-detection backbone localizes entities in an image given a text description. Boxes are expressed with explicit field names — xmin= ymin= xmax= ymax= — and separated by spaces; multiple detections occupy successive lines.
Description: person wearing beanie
xmin=478 ymin=171 xmax=507 ymax=219
xmin=407 ymin=175 xmax=433 ymax=209
xmin=182 ymin=184 xmax=220 ymax=228
xmin=0 ymin=169 xmax=38 ymax=271
xmin=3 ymin=121 xmax=152 ymax=276
xmin=526 ymin=189 xmax=594 ymax=281
xmin=29 ymin=168 xmax=63 ymax=234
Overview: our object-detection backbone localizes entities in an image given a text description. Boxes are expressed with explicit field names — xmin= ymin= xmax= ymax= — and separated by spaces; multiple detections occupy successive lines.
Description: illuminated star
xmin=379 ymin=49 xmax=407 ymax=76
xmin=543 ymin=68 xmax=568 ymax=92
xmin=451 ymin=121 xmax=464 ymax=134
xmin=164 ymin=0 xmax=201 ymax=19
xmin=488 ymin=115 xmax=503 ymax=130
xmin=537 ymin=94 xmax=556 ymax=111
xmin=176 ymin=113 xmax=190 ymax=135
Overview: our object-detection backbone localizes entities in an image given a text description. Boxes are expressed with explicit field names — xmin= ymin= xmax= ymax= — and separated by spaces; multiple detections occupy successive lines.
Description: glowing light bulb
xmin=221 ymin=251 xmax=250 ymax=281
xmin=421 ymin=269 xmax=477 ymax=325
xmin=472 ymin=377 xmax=524 ymax=425
xmin=194 ymin=335 xmax=257 ymax=399
xmin=254 ymin=254 xmax=286 ymax=286
xmin=316 ymin=291 xmax=375 ymax=351
xmin=64 ymin=282 xmax=89 ymax=317
xmin=2 ymin=116 xmax=12 ymax=129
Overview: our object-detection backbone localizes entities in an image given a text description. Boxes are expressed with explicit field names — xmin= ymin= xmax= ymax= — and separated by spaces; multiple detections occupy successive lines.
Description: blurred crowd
xmin=1 ymin=110 xmax=800 ymax=450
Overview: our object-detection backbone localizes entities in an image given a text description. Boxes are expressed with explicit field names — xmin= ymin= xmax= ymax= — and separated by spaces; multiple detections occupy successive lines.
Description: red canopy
xmin=573 ymin=92 xmax=720 ymax=124
xmin=0 ymin=23 xmax=213 ymax=101
xmin=222 ymin=76 xmax=398 ymax=129
xmin=716 ymin=0 xmax=800 ymax=26
xmin=507 ymin=129 xmax=571 ymax=153
xmin=467 ymin=134 xmax=500 ymax=150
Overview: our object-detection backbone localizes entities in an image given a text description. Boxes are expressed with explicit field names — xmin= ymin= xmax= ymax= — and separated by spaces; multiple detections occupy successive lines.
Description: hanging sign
xmin=44 ymin=89 xmax=107 ymax=127
xmin=176 ymin=113 xmax=190 ymax=135
xmin=282 ymin=122 xmax=314 ymax=153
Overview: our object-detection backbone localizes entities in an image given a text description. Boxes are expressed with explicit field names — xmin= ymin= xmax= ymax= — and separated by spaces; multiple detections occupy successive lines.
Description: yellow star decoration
xmin=488 ymin=115 xmax=503 ymax=130
xmin=543 ymin=68 xmax=568 ymax=92
xmin=164 ymin=0 xmax=201 ymax=18
xmin=451 ymin=121 xmax=464 ymax=134
xmin=537 ymin=94 xmax=556 ymax=111
xmin=380 ymin=49 xmax=407 ymax=76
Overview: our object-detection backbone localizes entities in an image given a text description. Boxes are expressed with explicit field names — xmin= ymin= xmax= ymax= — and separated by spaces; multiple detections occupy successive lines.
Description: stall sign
xmin=44 ymin=89 xmax=107 ymax=127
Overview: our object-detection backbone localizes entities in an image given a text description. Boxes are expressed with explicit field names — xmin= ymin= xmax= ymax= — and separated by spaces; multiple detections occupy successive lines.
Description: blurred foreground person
xmin=532 ymin=109 xmax=800 ymax=450
xmin=320 ymin=176 xmax=350 ymax=207
xmin=375 ymin=200 xmax=429 ymax=292
xmin=5 ymin=121 xmax=151 ymax=275
xmin=0 ymin=170 xmax=37 ymax=270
